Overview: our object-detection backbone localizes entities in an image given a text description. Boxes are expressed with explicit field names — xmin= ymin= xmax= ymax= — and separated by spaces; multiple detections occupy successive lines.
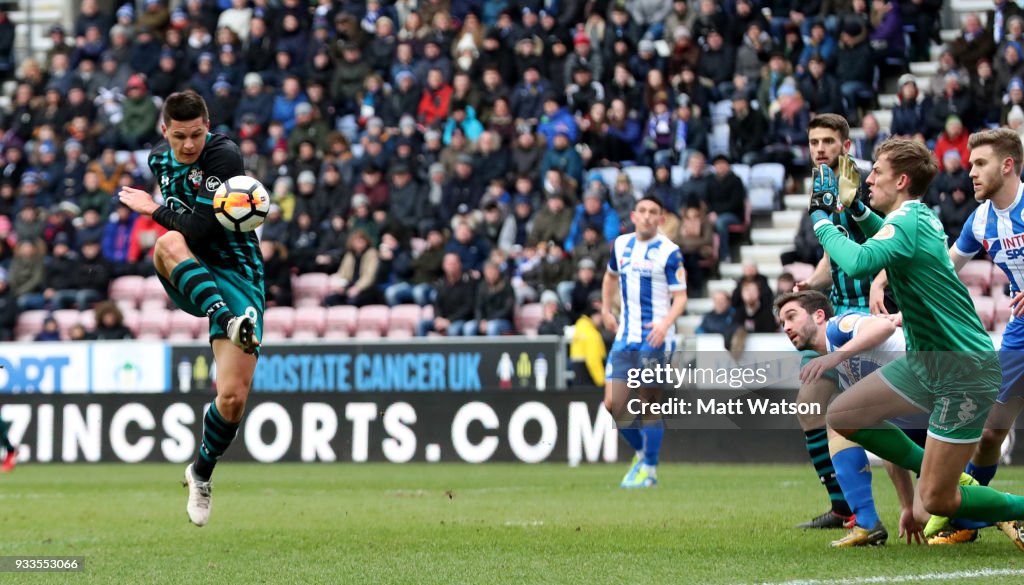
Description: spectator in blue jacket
xmin=539 ymin=126 xmax=584 ymax=186
xmin=565 ymin=187 xmax=620 ymax=253
xmin=101 ymin=202 xmax=135 ymax=276
xmin=271 ymin=75 xmax=308 ymax=134
xmin=537 ymin=92 xmax=578 ymax=147
xmin=444 ymin=220 xmax=491 ymax=276
xmin=890 ymin=73 xmax=932 ymax=140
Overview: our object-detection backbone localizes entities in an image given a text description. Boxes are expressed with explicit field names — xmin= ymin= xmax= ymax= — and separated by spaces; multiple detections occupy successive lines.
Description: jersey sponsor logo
xmin=629 ymin=259 xmax=655 ymax=276
xmin=873 ymin=224 xmax=896 ymax=240
xmin=838 ymin=314 xmax=859 ymax=333
xmin=205 ymin=176 xmax=222 ymax=192
xmin=188 ymin=167 xmax=203 ymax=189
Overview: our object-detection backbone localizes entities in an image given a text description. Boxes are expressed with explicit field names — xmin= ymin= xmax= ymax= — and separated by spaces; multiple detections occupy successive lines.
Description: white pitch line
xmin=745 ymin=568 xmax=1024 ymax=585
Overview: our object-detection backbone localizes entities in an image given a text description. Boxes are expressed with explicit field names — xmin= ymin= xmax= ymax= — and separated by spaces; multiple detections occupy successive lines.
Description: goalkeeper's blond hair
xmin=874 ymin=138 xmax=938 ymax=198
xmin=968 ymin=128 xmax=1024 ymax=176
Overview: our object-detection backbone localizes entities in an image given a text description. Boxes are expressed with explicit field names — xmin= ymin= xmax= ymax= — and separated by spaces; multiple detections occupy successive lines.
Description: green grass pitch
xmin=3 ymin=463 xmax=1024 ymax=584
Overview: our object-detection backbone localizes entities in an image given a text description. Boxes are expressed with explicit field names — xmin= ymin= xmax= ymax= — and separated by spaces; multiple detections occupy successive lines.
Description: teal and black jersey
xmin=148 ymin=133 xmax=263 ymax=282
xmin=827 ymin=206 xmax=873 ymax=310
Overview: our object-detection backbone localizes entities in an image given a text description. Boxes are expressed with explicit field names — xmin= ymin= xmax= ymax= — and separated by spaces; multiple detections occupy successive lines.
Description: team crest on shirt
xmin=188 ymin=167 xmax=203 ymax=190
xmin=838 ymin=314 xmax=859 ymax=333
xmin=630 ymin=259 xmax=655 ymax=276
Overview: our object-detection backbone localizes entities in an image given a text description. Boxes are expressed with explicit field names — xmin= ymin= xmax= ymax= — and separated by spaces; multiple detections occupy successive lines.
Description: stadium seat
xmin=959 ymin=260 xmax=993 ymax=294
xmin=79 ymin=310 xmax=96 ymax=331
xmin=965 ymin=284 xmax=985 ymax=298
xmin=783 ymin=263 xmax=816 ymax=284
xmin=670 ymin=165 xmax=688 ymax=187
xmin=389 ymin=304 xmax=422 ymax=333
xmin=697 ymin=233 xmax=720 ymax=271
xmin=748 ymin=186 xmax=776 ymax=213
xmin=294 ymin=272 xmax=330 ymax=305
xmin=624 ymin=165 xmax=653 ymax=193
xmin=973 ymin=296 xmax=996 ymax=330
xmin=140 ymin=297 xmax=168 ymax=313
xmin=115 ymin=299 xmax=137 ymax=315
xmin=138 ymin=308 xmax=171 ymax=337
xmin=995 ymin=288 xmax=1011 ymax=323
xmin=992 ymin=263 xmax=1010 ymax=293
xmin=325 ymin=305 xmax=358 ymax=336
xmin=167 ymin=330 xmax=196 ymax=342
xmin=121 ymin=309 xmax=141 ymax=336
xmin=52 ymin=309 xmax=82 ymax=334
xmin=710 ymin=99 xmax=733 ymax=125
xmin=729 ymin=199 xmax=753 ymax=235
xmin=137 ymin=332 xmax=165 ymax=341
xmin=750 ymin=163 xmax=786 ymax=194
xmin=290 ymin=329 xmax=321 ymax=341
xmin=422 ymin=305 xmax=434 ymax=321
xmin=263 ymin=306 xmax=296 ymax=338
xmin=592 ymin=166 xmax=620 ymax=189
xmin=294 ymin=306 xmax=328 ymax=337
xmin=262 ymin=329 xmax=289 ymax=342
xmin=731 ymin=164 xmax=751 ymax=190
xmin=354 ymin=328 xmax=382 ymax=339
xmin=142 ymin=276 xmax=170 ymax=306
xmin=515 ymin=303 xmax=544 ymax=335
xmin=386 ymin=328 xmax=413 ymax=339
xmin=15 ymin=309 xmax=48 ymax=338
xmin=108 ymin=275 xmax=145 ymax=308
xmin=357 ymin=304 xmax=390 ymax=335
xmin=169 ymin=311 xmax=204 ymax=338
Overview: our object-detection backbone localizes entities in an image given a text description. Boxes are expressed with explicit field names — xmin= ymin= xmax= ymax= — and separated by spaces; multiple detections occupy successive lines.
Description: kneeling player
xmin=602 ymin=195 xmax=687 ymax=488
xmin=777 ymin=291 xmax=926 ymax=546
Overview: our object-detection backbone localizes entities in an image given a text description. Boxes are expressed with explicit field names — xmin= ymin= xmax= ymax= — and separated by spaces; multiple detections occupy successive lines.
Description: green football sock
xmin=954 ymin=485 xmax=1024 ymax=522
xmin=848 ymin=422 xmax=924 ymax=474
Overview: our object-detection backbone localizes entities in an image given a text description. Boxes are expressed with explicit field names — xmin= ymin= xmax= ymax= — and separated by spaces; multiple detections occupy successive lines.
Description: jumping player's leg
xmin=970 ymin=398 xmax=1024 ymax=479
xmin=918 ymin=435 xmax=1024 ymax=523
xmin=827 ymin=369 xmax=930 ymax=474
xmin=794 ymin=376 xmax=854 ymax=528
xmin=154 ymin=232 xmax=258 ymax=352
xmin=184 ymin=339 xmax=257 ymax=527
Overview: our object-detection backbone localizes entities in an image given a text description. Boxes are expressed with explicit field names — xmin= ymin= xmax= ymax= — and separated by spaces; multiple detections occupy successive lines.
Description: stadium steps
xmin=909 ymin=61 xmax=940 ymax=77
xmin=676 ymin=314 xmax=703 ymax=336
xmin=940 ymin=29 xmax=960 ymax=43
xmin=687 ymin=297 xmax=714 ymax=315
xmin=784 ymin=194 xmax=810 ymax=211
xmin=707 ymin=279 xmax=736 ymax=296
xmin=771 ymin=210 xmax=802 ymax=230
xmin=751 ymin=227 xmax=796 ymax=246
xmin=719 ymin=262 xmax=784 ymax=280
xmin=740 ymin=244 xmax=792 ymax=265
xmin=877 ymin=94 xmax=898 ymax=109
xmin=950 ymin=0 xmax=995 ymax=13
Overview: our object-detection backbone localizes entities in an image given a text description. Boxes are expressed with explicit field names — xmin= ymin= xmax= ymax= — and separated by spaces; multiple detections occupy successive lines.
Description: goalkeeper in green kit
xmin=810 ymin=137 xmax=1024 ymax=549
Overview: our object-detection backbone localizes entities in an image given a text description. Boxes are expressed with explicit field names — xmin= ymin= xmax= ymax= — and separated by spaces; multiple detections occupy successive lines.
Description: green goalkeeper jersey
xmin=813 ymin=201 xmax=993 ymax=353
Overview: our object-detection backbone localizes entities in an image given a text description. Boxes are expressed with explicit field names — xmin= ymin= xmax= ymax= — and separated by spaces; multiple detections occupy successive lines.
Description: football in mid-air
xmin=212 ymin=175 xmax=270 ymax=232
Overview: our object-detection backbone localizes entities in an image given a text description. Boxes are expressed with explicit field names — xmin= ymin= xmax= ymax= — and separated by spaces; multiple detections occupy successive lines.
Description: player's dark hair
xmin=635 ymin=194 xmax=664 ymax=211
xmin=874 ymin=138 xmax=939 ymax=197
xmin=162 ymin=90 xmax=210 ymax=126
xmin=773 ymin=290 xmax=835 ymax=319
xmin=808 ymin=113 xmax=850 ymax=142
xmin=968 ymin=128 xmax=1024 ymax=176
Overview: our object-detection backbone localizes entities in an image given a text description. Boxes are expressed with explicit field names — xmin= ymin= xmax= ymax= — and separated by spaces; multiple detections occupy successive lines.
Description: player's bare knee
xmin=216 ymin=388 xmax=249 ymax=421
xmin=154 ymin=232 xmax=191 ymax=264
xmin=797 ymin=407 xmax=825 ymax=430
xmin=980 ymin=427 xmax=1008 ymax=453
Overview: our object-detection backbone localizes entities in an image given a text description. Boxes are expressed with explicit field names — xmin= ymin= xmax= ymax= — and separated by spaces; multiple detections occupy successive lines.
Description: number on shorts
xmin=938 ymin=397 xmax=950 ymax=425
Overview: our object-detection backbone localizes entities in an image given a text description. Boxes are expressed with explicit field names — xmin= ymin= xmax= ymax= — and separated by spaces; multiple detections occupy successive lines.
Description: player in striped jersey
xmin=938 ymin=128 xmax=1024 ymax=544
xmin=777 ymin=291 xmax=927 ymax=546
xmin=117 ymin=91 xmax=264 ymax=527
xmin=602 ymin=195 xmax=688 ymax=488
xmin=811 ymin=137 xmax=1024 ymax=552
xmin=791 ymin=114 xmax=880 ymax=528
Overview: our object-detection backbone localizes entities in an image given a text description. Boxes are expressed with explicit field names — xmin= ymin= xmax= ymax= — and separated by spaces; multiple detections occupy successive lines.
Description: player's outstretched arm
xmin=885 ymin=460 xmax=925 ymax=544
xmin=794 ymin=254 xmax=832 ymax=292
xmin=119 ymin=186 xmax=220 ymax=240
xmin=812 ymin=219 xmax=911 ymax=279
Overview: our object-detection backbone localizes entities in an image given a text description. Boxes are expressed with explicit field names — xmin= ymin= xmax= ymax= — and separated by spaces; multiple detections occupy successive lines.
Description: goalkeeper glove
xmin=837 ymin=154 xmax=862 ymax=211
xmin=809 ymin=163 xmax=838 ymax=217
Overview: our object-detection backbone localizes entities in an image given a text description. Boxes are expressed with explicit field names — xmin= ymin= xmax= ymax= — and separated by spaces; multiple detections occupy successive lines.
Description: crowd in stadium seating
xmin=0 ymin=0 xmax=1017 ymax=343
